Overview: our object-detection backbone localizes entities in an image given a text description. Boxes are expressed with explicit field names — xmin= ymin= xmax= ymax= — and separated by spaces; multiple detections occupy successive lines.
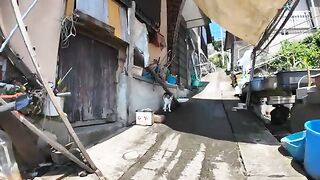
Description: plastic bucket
xmin=166 ymin=75 xmax=177 ymax=84
xmin=192 ymin=79 xmax=200 ymax=87
xmin=43 ymin=96 xmax=64 ymax=117
xmin=304 ymin=120 xmax=320 ymax=179
xmin=280 ymin=131 xmax=305 ymax=162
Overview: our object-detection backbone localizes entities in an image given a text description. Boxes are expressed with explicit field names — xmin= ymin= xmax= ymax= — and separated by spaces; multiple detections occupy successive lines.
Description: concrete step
xmin=75 ymin=122 xmax=125 ymax=147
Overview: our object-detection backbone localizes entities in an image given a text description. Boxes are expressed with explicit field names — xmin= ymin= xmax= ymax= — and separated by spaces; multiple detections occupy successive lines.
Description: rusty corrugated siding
xmin=58 ymin=34 xmax=118 ymax=124
xmin=167 ymin=0 xmax=185 ymax=51
xmin=171 ymin=20 xmax=189 ymax=87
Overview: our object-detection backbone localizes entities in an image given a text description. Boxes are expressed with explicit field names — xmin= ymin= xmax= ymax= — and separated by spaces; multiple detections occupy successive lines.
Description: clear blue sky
xmin=209 ymin=21 xmax=225 ymax=41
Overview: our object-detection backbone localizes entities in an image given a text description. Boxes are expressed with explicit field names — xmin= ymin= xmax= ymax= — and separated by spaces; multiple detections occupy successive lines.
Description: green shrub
xmin=270 ymin=30 xmax=320 ymax=71
xmin=209 ymin=53 xmax=228 ymax=68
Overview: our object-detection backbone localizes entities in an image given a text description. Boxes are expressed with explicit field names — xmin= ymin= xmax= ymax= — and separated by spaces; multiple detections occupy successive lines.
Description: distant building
xmin=207 ymin=44 xmax=216 ymax=57
xmin=224 ymin=0 xmax=320 ymax=71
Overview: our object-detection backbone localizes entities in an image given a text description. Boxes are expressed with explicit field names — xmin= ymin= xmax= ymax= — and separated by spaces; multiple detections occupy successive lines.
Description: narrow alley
xmin=86 ymin=70 xmax=306 ymax=180
xmin=1 ymin=0 xmax=320 ymax=179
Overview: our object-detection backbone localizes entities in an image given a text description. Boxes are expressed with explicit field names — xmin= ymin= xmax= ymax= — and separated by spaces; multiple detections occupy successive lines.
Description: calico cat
xmin=163 ymin=93 xmax=173 ymax=112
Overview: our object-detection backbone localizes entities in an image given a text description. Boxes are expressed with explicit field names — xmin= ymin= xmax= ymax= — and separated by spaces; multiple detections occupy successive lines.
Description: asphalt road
xmin=118 ymin=70 xmax=305 ymax=180
xmin=120 ymin=70 xmax=246 ymax=180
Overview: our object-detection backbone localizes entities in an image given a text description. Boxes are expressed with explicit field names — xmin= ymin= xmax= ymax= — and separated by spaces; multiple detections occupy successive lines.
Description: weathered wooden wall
xmin=172 ymin=20 xmax=190 ymax=87
xmin=58 ymin=34 xmax=118 ymax=125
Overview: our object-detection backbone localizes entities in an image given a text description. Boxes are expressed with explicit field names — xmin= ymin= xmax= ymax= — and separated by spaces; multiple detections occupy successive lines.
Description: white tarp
xmin=194 ymin=0 xmax=287 ymax=45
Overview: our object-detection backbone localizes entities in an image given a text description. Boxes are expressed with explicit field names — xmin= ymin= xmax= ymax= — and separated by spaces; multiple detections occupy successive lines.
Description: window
xmin=76 ymin=0 xmax=108 ymax=23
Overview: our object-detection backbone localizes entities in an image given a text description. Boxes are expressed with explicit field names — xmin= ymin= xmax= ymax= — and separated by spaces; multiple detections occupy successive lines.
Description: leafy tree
xmin=209 ymin=53 xmax=228 ymax=68
xmin=269 ymin=31 xmax=320 ymax=71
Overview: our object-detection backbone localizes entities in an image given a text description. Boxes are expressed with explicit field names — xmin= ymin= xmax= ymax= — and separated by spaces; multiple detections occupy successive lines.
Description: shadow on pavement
xmin=164 ymin=98 xmax=280 ymax=146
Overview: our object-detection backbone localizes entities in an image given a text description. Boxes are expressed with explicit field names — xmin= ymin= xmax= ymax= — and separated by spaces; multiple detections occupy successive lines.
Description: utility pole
xmin=310 ymin=0 xmax=319 ymax=28
xmin=220 ymin=27 xmax=225 ymax=66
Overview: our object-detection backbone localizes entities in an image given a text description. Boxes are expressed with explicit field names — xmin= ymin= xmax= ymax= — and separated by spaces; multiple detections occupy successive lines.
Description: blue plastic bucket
xmin=192 ymin=79 xmax=200 ymax=87
xmin=166 ymin=75 xmax=177 ymax=84
xmin=280 ymin=131 xmax=305 ymax=162
xmin=304 ymin=120 xmax=320 ymax=179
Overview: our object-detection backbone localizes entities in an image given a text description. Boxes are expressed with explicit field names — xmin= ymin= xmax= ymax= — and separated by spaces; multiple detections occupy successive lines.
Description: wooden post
xmin=245 ymin=48 xmax=257 ymax=107
xmin=11 ymin=111 xmax=94 ymax=173
xmin=0 ymin=97 xmax=94 ymax=173
xmin=9 ymin=0 xmax=101 ymax=176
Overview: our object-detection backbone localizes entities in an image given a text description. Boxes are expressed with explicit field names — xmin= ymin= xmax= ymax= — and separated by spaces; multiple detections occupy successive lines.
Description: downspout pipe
xmin=245 ymin=48 xmax=257 ymax=107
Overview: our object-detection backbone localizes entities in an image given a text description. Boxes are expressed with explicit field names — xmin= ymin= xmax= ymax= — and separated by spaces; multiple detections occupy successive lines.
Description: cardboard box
xmin=136 ymin=109 xmax=153 ymax=126
xmin=132 ymin=65 xmax=144 ymax=76
xmin=153 ymin=114 xmax=165 ymax=123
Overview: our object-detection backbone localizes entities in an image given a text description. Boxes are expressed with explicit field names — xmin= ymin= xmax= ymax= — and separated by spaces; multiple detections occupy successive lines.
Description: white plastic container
xmin=0 ymin=130 xmax=21 ymax=180
xmin=43 ymin=96 xmax=64 ymax=117
xmin=136 ymin=109 xmax=153 ymax=126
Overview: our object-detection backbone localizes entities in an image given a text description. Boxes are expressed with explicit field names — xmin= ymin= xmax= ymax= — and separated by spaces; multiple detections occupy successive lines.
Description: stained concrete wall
xmin=126 ymin=0 xmax=185 ymax=124
xmin=127 ymin=77 xmax=190 ymax=124
xmin=116 ymin=72 xmax=129 ymax=125
xmin=129 ymin=78 xmax=166 ymax=125
xmin=0 ymin=0 xmax=65 ymax=83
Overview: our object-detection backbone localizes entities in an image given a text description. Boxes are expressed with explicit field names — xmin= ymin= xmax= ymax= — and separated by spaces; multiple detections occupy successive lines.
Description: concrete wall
xmin=0 ymin=0 xmax=65 ymax=83
xmin=35 ymin=119 xmax=70 ymax=145
xmin=127 ymin=77 xmax=190 ymax=124
xmin=128 ymin=78 xmax=165 ymax=125
xmin=125 ymin=0 xmax=184 ymax=124
xmin=116 ymin=71 xmax=129 ymax=125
